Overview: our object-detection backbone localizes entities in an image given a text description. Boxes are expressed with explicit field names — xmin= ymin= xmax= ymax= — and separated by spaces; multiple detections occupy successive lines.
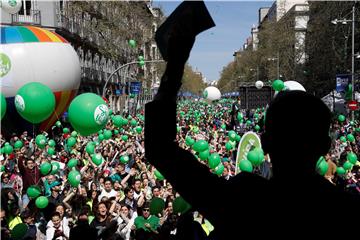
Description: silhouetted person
xmin=145 ymin=1 xmax=360 ymax=239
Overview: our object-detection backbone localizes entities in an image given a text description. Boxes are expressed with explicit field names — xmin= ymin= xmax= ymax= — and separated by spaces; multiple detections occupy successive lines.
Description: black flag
xmin=155 ymin=1 xmax=215 ymax=61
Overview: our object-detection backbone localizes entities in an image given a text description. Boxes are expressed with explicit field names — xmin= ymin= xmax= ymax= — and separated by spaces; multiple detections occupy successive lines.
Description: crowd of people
xmin=1 ymin=97 xmax=359 ymax=240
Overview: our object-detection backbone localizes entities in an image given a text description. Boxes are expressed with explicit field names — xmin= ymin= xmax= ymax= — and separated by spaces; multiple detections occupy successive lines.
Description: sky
xmin=153 ymin=1 xmax=273 ymax=82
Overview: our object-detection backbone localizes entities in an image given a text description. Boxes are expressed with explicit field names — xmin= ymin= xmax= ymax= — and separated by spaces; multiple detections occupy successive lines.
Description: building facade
xmin=1 ymin=0 xmax=163 ymax=114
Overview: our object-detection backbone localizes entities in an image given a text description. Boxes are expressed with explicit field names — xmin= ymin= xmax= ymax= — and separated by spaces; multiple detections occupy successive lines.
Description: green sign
xmin=0 ymin=53 xmax=11 ymax=78
xmin=235 ymin=131 xmax=261 ymax=174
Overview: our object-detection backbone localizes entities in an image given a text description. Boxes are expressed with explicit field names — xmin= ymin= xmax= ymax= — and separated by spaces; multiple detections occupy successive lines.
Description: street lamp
xmin=331 ymin=5 xmax=356 ymax=120
xmin=102 ymin=59 xmax=164 ymax=97
xmin=267 ymin=51 xmax=280 ymax=79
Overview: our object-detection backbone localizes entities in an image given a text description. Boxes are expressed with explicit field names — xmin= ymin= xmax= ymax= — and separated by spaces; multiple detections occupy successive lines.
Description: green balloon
xmin=98 ymin=134 xmax=104 ymax=141
xmin=35 ymin=134 xmax=47 ymax=148
xmin=4 ymin=144 xmax=13 ymax=154
xmin=40 ymin=162 xmax=52 ymax=175
xmin=51 ymin=162 xmax=60 ymax=174
xmin=208 ymin=153 xmax=221 ymax=169
xmin=225 ymin=142 xmax=233 ymax=151
xmin=336 ymin=167 xmax=346 ymax=175
xmin=338 ymin=115 xmax=346 ymax=122
xmin=254 ymin=125 xmax=260 ymax=131
xmin=47 ymin=147 xmax=55 ymax=156
xmin=246 ymin=120 xmax=252 ymax=125
xmin=114 ymin=129 xmax=119 ymax=135
xmin=92 ymin=154 xmax=103 ymax=166
xmin=154 ymin=169 xmax=164 ymax=180
xmin=130 ymin=119 xmax=137 ymax=126
xmin=228 ymin=131 xmax=236 ymax=141
xmin=1 ymin=92 xmax=6 ymax=120
xmin=68 ymin=170 xmax=81 ymax=187
xmin=235 ymin=135 xmax=241 ymax=142
xmin=347 ymin=152 xmax=358 ymax=164
xmin=11 ymin=223 xmax=28 ymax=240
xmin=221 ymin=123 xmax=226 ymax=130
xmin=86 ymin=142 xmax=95 ymax=154
xmin=67 ymin=158 xmax=78 ymax=168
xmin=26 ymin=185 xmax=41 ymax=198
xmin=48 ymin=139 xmax=56 ymax=147
xmin=139 ymin=60 xmax=145 ymax=67
xmin=136 ymin=126 xmax=142 ymax=133
xmin=129 ymin=39 xmax=136 ymax=48
xmin=68 ymin=93 xmax=109 ymax=136
xmin=343 ymin=161 xmax=353 ymax=170
xmin=112 ymin=115 xmax=123 ymax=127
xmin=237 ymin=112 xmax=243 ymax=121
xmin=347 ymin=134 xmax=355 ymax=142
xmin=138 ymin=55 xmax=144 ymax=61
xmin=214 ymin=164 xmax=224 ymax=176
xmin=185 ymin=137 xmax=195 ymax=146
xmin=55 ymin=121 xmax=61 ymax=127
xmin=35 ymin=196 xmax=49 ymax=209
xmin=120 ymin=155 xmax=129 ymax=164
xmin=63 ymin=128 xmax=70 ymax=133
xmin=247 ymin=148 xmax=264 ymax=167
xmin=122 ymin=118 xmax=129 ymax=125
xmin=150 ymin=197 xmax=165 ymax=215
xmin=316 ymin=156 xmax=329 ymax=176
xmin=173 ymin=196 xmax=191 ymax=214
xmin=67 ymin=137 xmax=76 ymax=147
xmin=272 ymin=79 xmax=284 ymax=91
xmin=71 ymin=131 xmax=78 ymax=137
xmin=15 ymin=82 xmax=55 ymax=123
xmin=340 ymin=136 xmax=347 ymax=143
xmin=104 ymin=130 xmax=112 ymax=140
xmin=122 ymin=135 xmax=128 ymax=141
xmin=192 ymin=140 xmax=209 ymax=152
xmin=199 ymin=150 xmax=210 ymax=161
xmin=239 ymin=159 xmax=253 ymax=172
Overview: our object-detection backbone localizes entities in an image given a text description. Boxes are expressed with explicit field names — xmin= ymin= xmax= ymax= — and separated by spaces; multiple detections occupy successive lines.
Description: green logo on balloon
xmin=8 ymin=0 xmax=17 ymax=7
xmin=203 ymin=90 xmax=208 ymax=98
xmin=0 ymin=53 xmax=11 ymax=77
xmin=94 ymin=104 xmax=109 ymax=125
xmin=14 ymin=95 xmax=25 ymax=112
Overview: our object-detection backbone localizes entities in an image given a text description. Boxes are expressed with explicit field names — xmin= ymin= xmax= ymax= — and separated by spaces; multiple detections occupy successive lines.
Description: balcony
xmin=11 ymin=10 xmax=41 ymax=25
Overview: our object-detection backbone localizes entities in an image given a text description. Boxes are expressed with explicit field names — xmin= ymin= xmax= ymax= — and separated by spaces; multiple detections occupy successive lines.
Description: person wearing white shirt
xmin=98 ymin=178 xmax=117 ymax=202
xmin=46 ymin=212 xmax=70 ymax=240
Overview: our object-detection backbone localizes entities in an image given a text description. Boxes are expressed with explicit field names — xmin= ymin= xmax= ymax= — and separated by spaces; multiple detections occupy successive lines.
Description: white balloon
xmin=274 ymin=81 xmax=306 ymax=98
xmin=255 ymin=81 xmax=264 ymax=89
xmin=1 ymin=0 xmax=22 ymax=14
xmin=203 ymin=86 xmax=221 ymax=101
xmin=283 ymin=81 xmax=306 ymax=92
xmin=1 ymin=42 xmax=81 ymax=98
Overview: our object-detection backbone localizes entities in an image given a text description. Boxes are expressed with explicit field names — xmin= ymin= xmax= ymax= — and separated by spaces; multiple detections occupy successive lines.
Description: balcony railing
xmin=11 ymin=10 xmax=41 ymax=25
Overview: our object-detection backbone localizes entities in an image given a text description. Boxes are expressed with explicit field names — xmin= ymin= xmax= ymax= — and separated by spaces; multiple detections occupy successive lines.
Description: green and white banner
xmin=235 ymin=131 xmax=261 ymax=174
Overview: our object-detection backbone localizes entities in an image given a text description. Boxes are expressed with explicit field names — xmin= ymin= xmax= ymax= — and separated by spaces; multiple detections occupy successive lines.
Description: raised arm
xmin=145 ymin=34 xmax=228 ymax=224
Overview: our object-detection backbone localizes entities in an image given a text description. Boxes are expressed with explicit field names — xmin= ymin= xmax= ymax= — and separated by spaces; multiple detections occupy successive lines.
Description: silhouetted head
xmin=261 ymin=91 xmax=331 ymax=176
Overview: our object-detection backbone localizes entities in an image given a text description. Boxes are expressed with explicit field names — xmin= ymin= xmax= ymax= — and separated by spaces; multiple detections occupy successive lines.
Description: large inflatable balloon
xmin=1 ymin=26 xmax=80 ymax=134
xmin=283 ymin=81 xmax=306 ymax=92
xmin=203 ymin=86 xmax=221 ymax=101
xmin=68 ymin=93 xmax=109 ymax=136
xmin=0 ymin=0 xmax=22 ymax=14
xmin=15 ymin=82 xmax=55 ymax=123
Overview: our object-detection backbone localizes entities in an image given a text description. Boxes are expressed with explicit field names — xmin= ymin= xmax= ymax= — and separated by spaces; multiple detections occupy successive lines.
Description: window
xmin=18 ymin=0 xmax=31 ymax=15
